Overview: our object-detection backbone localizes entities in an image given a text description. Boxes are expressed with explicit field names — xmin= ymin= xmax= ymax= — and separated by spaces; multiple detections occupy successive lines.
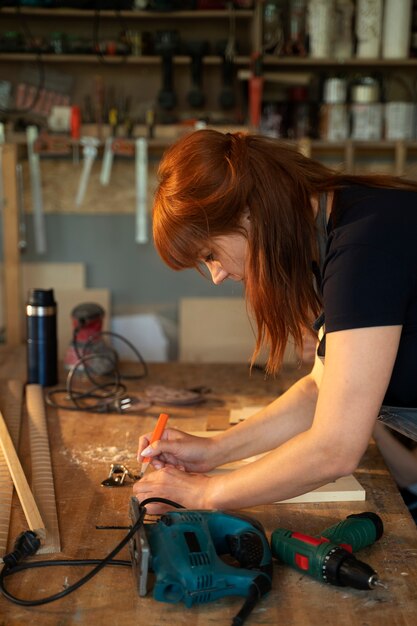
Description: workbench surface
xmin=1 ymin=348 xmax=416 ymax=626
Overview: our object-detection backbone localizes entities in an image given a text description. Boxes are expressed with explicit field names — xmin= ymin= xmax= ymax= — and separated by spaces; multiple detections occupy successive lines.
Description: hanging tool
xmin=99 ymin=108 xmax=118 ymax=186
xmin=271 ymin=512 xmax=385 ymax=590
xmin=135 ymin=137 xmax=148 ymax=244
xmin=248 ymin=52 xmax=264 ymax=129
xmin=75 ymin=136 xmax=100 ymax=208
xmin=129 ymin=497 xmax=273 ymax=625
xmin=100 ymin=136 xmax=114 ymax=186
xmin=70 ymin=105 xmax=81 ymax=165
xmin=155 ymin=30 xmax=180 ymax=112
xmin=26 ymin=126 xmax=47 ymax=254
xmin=186 ymin=40 xmax=210 ymax=109
xmin=217 ymin=2 xmax=237 ymax=110
xmin=16 ymin=164 xmax=27 ymax=252
xmin=217 ymin=39 xmax=237 ymax=111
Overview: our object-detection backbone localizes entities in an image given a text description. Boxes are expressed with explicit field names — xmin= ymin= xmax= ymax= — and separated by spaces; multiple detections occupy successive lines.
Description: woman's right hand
xmin=137 ymin=428 xmax=219 ymax=473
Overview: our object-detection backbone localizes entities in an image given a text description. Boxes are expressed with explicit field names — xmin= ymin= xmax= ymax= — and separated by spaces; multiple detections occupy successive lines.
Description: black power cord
xmin=0 ymin=497 xmax=183 ymax=607
xmin=45 ymin=329 xmax=148 ymax=413
xmin=0 ymin=498 xmax=268 ymax=626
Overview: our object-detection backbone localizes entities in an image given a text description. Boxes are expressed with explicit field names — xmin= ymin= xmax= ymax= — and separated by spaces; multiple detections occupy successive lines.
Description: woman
xmin=133 ymin=129 xmax=417 ymax=511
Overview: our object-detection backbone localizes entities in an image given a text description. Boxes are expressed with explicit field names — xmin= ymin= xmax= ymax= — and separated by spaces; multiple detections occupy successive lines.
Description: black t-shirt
xmin=322 ymin=184 xmax=417 ymax=407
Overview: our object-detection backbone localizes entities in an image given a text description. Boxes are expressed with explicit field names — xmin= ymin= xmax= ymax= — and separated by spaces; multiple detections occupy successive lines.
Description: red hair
xmin=153 ymin=129 xmax=417 ymax=373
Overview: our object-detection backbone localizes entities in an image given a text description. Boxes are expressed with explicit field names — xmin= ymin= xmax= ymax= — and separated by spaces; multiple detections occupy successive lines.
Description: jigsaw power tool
xmin=129 ymin=497 xmax=273 ymax=625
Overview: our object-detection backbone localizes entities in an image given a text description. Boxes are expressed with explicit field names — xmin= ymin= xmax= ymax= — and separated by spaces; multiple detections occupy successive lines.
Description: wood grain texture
xmin=1 ymin=144 xmax=22 ymax=346
xmin=0 ymin=408 xmax=45 ymax=539
xmin=26 ymin=384 xmax=61 ymax=554
xmin=0 ymin=355 xmax=416 ymax=625
xmin=0 ymin=379 xmax=23 ymax=558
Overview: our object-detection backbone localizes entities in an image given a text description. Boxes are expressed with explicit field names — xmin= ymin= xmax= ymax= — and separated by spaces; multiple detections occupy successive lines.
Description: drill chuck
xmin=324 ymin=546 xmax=379 ymax=589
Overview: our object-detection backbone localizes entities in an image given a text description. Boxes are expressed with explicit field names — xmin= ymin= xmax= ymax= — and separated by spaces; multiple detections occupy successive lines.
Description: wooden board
xmin=0 ymin=408 xmax=45 ymax=540
xmin=20 ymin=158 xmax=159 ymax=214
xmin=180 ymin=297 xmax=297 ymax=365
xmin=0 ymin=262 xmax=85 ymax=341
xmin=21 ymin=262 xmax=86 ymax=296
xmin=0 ymin=379 xmax=23 ymax=558
xmin=26 ymin=384 xmax=61 ymax=554
xmin=1 ymin=144 xmax=21 ymax=346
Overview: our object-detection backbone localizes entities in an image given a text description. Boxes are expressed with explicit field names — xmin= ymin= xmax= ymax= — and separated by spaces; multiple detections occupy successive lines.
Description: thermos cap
xmin=27 ymin=288 xmax=56 ymax=307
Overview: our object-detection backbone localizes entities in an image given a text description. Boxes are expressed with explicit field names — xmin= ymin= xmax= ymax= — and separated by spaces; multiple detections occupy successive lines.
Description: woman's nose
xmin=206 ymin=261 xmax=227 ymax=285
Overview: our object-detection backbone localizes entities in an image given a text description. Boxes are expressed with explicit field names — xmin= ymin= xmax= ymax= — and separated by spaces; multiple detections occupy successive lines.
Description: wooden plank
xmin=26 ymin=384 xmax=61 ymax=554
xmin=0 ymin=379 xmax=23 ymax=558
xmin=0 ymin=262 xmax=86 ymax=333
xmin=180 ymin=297 xmax=296 ymax=365
xmin=0 ymin=407 xmax=45 ymax=539
xmin=1 ymin=144 xmax=21 ymax=346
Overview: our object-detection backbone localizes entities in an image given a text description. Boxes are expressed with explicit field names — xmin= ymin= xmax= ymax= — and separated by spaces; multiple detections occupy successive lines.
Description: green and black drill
xmin=271 ymin=512 xmax=385 ymax=590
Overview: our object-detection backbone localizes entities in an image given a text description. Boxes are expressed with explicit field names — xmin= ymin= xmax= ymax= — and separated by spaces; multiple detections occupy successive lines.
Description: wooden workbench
xmin=0 ymin=347 xmax=416 ymax=625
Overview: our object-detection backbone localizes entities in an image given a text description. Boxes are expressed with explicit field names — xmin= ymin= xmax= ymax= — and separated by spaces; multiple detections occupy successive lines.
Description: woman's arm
xmin=134 ymin=325 xmax=401 ymax=510
xmin=212 ymin=365 xmax=321 ymax=463
xmin=205 ymin=324 xmax=402 ymax=508
xmin=137 ymin=363 xmax=322 ymax=472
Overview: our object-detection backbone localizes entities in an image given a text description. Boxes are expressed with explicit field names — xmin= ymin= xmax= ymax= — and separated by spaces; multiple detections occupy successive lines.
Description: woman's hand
xmin=137 ymin=428 xmax=220 ymax=473
xmin=132 ymin=466 xmax=213 ymax=513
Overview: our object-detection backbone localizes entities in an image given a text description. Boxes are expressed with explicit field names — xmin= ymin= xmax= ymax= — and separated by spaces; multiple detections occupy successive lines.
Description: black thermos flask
xmin=26 ymin=288 xmax=58 ymax=386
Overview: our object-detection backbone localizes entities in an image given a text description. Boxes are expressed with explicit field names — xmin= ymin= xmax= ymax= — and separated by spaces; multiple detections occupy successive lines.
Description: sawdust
xmin=61 ymin=445 xmax=136 ymax=467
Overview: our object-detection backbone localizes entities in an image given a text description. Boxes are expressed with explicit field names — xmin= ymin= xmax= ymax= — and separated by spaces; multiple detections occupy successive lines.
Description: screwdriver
xmin=271 ymin=512 xmax=385 ymax=590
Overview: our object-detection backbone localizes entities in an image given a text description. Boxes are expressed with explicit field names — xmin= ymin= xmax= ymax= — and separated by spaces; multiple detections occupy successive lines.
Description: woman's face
xmin=201 ymin=232 xmax=249 ymax=285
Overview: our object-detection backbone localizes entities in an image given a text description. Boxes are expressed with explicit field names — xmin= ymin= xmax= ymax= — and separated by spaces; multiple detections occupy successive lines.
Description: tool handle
xmin=271 ymin=528 xmax=331 ymax=581
xmin=320 ymin=512 xmax=383 ymax=552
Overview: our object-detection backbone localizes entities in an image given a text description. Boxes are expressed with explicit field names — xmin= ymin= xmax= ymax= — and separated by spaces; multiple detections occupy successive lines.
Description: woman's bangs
xmin=154 ymin=219 xmax=205 ymax=271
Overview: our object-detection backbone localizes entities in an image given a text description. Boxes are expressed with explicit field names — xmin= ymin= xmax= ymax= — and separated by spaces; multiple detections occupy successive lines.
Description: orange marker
xmin=140 ymin=413 xmax=169 ymax=478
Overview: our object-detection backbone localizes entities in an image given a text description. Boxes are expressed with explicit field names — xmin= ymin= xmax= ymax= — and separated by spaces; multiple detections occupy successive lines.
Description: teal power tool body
xmin=129 ymin=497 xmax=272 ymax=625
xmin=271 ymin=512 xmax=384 ymax=589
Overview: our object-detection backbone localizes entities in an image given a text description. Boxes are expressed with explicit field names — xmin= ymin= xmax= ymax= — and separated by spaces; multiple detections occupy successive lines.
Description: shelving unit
xmin=0 ymin=3 xmax=416 ymax=180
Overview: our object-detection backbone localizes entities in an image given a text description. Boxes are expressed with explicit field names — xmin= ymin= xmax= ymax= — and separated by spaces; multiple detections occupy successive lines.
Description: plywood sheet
xmin=0 ymin=262 xmax=85 ymax=330
xmin=180 ymin=297 xmax=297 ymax=365
xmin=20 ymin=158 xmax=159 ymax=214
xmin=21 ymin=262 xmax=85 ymax=296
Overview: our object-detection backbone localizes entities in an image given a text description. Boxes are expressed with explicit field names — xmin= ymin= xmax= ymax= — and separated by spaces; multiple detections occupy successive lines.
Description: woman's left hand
xmin=132 ymin=466 xmax=213 ymax=513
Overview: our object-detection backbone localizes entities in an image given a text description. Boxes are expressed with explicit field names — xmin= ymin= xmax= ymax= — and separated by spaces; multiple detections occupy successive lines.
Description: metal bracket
xmin=101 ymin=463 xmax=139 ymax=487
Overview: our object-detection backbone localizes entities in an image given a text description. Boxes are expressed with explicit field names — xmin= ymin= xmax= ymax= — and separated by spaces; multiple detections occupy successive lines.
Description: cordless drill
xmin=271 ymin=512 xmax=384 ymax=589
